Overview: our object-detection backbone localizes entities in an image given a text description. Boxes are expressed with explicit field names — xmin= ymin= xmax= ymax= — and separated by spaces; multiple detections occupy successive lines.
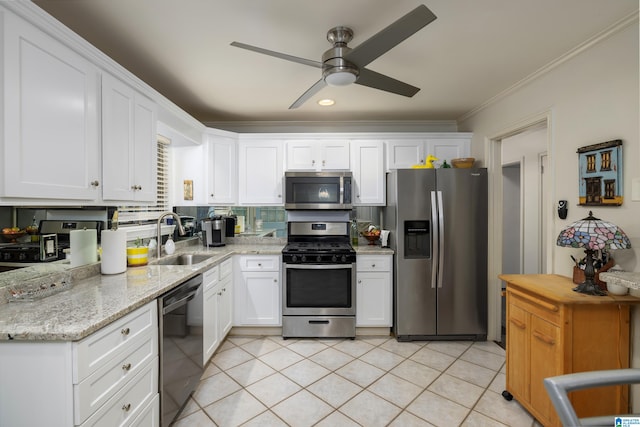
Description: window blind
xmin=117 ymin=136 xmax=171 ymax=224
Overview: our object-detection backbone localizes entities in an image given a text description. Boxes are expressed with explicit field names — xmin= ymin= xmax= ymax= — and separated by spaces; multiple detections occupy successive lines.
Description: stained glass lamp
xmin=556 ymin=211 xmax=632 ymax=295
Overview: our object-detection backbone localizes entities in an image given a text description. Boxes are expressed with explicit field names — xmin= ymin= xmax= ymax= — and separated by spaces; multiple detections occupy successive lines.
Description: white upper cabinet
xmin=206 ymin=134 xmax=237 ymax=205
xmin=171 ymin=144 xmax=206 ymax=205
xmin=238 ymin=139 xmax=284 ymax=205
xmin=386 ymin=133 xmax=471 ymax=169
xmin=286 ymin=140 xmax=350 ymax=171
xmin=102 ymin=73 xmax=157 ymax=203
xmin=1 ymin=10 xmax=101 ymax=202
xmin=350 ymin=140 xmax=385 ymax=206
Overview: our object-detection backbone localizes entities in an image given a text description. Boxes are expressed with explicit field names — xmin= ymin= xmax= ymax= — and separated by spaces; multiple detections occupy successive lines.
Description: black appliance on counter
xmin=282 ymin=221 xmax=356 ymax=339
xmin=0 ymin=220 xmax=103 ymax=264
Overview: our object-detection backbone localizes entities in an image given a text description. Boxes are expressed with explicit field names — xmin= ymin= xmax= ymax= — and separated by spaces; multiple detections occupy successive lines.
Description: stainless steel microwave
xmin=284 ymin=171 xmax=352 ymax=210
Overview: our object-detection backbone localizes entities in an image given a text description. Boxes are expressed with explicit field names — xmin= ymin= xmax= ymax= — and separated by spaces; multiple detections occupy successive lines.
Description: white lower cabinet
xmin=233 ymin=255 xmax=281 ymax=326
xmin=203 ymin=258 xmax=233 ymax=364
xmin=0 ymin=301 xmax=159 ymax=427
xmin=356 ymin=255 xmax=393 ymax=327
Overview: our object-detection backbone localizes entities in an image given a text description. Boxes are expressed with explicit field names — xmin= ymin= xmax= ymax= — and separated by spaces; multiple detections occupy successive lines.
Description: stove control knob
xmin=18 ymin=253 xmax=26 ymax=261
xmin=341 ymin=255 xmax=347 ymax=263
xmin=291 ymin=255 xmax=298 ymax=262
xmin=331 ymin=254 xmax=338 ymax=262
xmin=316 ymin=255 xmax=322 ymax=263
xmin=301 ymin=255 xmax=307 ymax=263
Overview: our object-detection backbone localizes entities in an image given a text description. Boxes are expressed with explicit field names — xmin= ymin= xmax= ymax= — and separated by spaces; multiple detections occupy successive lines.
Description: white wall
xmin=459 ymin=19 xmax=640 ymax=406
xmin=460 ymin=22 xmax=639 ymax=273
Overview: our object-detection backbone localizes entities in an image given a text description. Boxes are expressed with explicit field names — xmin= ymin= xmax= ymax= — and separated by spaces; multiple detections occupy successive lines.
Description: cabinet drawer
xmin=508 ymin=290 xmax=561 ymax=327
xmin=74 ymin=332 xmax=157 ymax=424
xmin=357 ymin=255 xmax=391 ymax=272
xmin=238 ymin=255 xmax=280 ymax=271
xmin=203 ymin=265 xmax=220 ymax=292
xmin=220 ymin=258 xmax=233 ymax=278
xmin=80 ymin=358 xmax=158 ymax=427
xmin=74 ymin=302 xmax=157 ymax=382
xmin=130 ymin=393 xmax=159 ymax=427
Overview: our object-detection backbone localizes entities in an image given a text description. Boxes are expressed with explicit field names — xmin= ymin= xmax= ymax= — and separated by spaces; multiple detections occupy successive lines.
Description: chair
xmin=543 ymin=368 xmax=640 ymax=426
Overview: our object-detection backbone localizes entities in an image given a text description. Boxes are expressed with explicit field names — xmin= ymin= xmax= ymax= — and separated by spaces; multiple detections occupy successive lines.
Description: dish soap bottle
xmin=351 ymin=219 xmax=359 ymax=246
xmin=164 ymin=235 xmax=175 ymax=255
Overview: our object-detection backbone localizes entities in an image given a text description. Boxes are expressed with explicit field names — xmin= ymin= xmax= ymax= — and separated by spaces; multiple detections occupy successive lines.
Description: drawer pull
xmin=371 ymin=264 xmax=376 ymax=268
xmin=121 ymin=328 xmax=130 ymax=336
xmin=122 ymin=403 xmax=131 ymax=412
xmin=533 ymin=330 xmax=556 ymax=346
xmin=122 ymin=363 xmax=132 ymax=371
xmin=509 ymin=318 xmax=526 ymax=329
xmin=258 ymin=263 xmax=262 ymax=267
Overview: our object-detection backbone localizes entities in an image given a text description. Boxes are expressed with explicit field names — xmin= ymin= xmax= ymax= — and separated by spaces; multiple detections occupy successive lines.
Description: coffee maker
xmin=201 ymin=217 xmax=226 ymax=247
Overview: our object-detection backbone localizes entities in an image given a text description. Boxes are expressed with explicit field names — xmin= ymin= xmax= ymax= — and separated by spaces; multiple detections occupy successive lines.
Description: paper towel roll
xmin=70 ymin=229 xmax=98 ymax=268
xmin=101 ymin=229 xmax=127 ymax=274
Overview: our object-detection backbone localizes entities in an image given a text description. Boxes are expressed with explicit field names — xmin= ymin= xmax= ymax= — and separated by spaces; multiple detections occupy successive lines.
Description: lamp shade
xmin=556 ymin=211 xmax=631 ymax=250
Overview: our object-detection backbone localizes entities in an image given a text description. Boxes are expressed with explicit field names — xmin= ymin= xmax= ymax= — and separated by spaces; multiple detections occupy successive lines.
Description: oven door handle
xmin=284 ymin=263 xmax=353 ymax=270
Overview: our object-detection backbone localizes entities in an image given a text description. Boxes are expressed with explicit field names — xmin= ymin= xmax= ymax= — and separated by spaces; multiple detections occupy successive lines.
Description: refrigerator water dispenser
xmin=404 ymin=220 xmax=430 ymax=258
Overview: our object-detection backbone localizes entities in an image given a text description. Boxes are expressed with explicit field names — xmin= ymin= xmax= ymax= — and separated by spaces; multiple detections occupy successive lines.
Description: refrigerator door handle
xmin=437 ymin=190 xmax=445 ymax=289
xmin=430 ymin=191 xmax=438 ymax=289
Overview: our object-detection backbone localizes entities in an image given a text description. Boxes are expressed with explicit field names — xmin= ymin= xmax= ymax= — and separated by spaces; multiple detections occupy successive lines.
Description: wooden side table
xmin=499 ymin=274 xmax=640 ymax=426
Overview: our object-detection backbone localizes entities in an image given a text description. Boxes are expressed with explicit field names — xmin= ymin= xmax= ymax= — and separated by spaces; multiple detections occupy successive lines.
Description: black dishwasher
xmin=158 ymin=274 xmax=203 ymax=427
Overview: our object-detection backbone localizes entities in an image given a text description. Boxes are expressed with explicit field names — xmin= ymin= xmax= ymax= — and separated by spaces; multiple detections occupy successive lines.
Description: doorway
xmin=486 ymin=113 xmax=553 ymax=344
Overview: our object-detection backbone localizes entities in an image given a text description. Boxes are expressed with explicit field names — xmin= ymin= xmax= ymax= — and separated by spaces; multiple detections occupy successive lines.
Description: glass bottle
xmin=351 ymin=219 xmax=359 ymax=246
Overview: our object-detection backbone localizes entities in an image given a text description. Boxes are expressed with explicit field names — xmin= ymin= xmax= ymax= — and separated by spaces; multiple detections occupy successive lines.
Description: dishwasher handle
xmin=162 ymin=291 xmax=198 ymax=315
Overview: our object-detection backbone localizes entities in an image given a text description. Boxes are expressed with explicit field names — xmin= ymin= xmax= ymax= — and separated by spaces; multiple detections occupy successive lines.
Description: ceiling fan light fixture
xmin=323 ymin=68 xmax=358 ymax=86
xmin=318 ymin=99 xmax=335 ymax=106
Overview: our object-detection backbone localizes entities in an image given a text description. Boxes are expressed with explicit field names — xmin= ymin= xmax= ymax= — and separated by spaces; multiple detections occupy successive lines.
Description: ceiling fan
xmin=230 ymin=4 xmax=437 ymax=109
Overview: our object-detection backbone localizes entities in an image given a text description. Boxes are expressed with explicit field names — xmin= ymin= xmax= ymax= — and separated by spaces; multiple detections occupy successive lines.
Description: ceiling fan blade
xmin=344 ymin=5 xmax=437 ymax=68
xmin=289 ymin=79 xmax=327 ymax=109
xmin=356 ymin=68 xmax=420 ymax=97
xmin=231 ymin=41 xmax=322 ymax=68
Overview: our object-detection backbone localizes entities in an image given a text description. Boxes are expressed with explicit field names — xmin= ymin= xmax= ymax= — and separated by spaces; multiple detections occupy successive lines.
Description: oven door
xmin=283 ymin=263 xmax=355 ymax=316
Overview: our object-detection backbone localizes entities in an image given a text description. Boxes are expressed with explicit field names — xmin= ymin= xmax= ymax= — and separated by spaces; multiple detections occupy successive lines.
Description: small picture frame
xmin=577 ymin=139 xmax=623 ymax=206
xmin=183 ymin=180 xmax=193 ymax=201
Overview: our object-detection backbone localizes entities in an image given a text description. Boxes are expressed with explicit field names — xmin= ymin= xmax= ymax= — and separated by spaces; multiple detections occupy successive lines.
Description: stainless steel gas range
xmin=282 ymin=221 xmax=356 ymax=339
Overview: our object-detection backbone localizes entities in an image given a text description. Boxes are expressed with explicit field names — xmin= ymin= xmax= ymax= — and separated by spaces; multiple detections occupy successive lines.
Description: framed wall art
xmin=577 ymin=139 xmax=623 ymax=206
xmin=183 ymin=180 xmax=193 ymax=201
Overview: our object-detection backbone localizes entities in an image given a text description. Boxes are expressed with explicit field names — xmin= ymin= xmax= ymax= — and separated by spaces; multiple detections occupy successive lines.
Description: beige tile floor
xmin=172 ymin=336 xmax=540 ymax=427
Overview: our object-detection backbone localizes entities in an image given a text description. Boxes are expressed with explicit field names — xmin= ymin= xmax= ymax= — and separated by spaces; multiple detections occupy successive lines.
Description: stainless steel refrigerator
xmin=385 ymin=168 xmax=488 ymax=341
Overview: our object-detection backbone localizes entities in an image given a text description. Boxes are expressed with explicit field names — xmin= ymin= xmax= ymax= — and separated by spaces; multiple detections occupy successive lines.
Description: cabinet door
xmin=238 ymin=140 xmax=284 ymax=205
xmin=207 ymin=136 xmax=237 ymax=204
xmin=529 ymin=314 xmax=562 ymax=426
xmin=320 ymin=141 xmax=350 ymax=170
xmin=2 ymin=13 xmax=100 ymax=201
xmin=385 ymin=140 xmax=424 ymax=169
xmin=506 ymin=301 xmax=530 ymax=403
xmin=203 ymin=286 xmax=220 ymax=364
xmin=351 ymin=140 xmax=385 ymax=205
xmin=102 ymin=74 xmax=157 ymax=202
xmin=356 ymin=272 xmax=392 ymax=326
xmin=236 ymin=271 xmax=280 ymax=325
xmin=218 ymin=275 xmax=233 ymax=337
xmin=171 ymin=144 xmax=206 ymax=205
xmin=286 ymin=141 xmax=316 ymax=170
xmin=426 ymin=137 xmax=470 ymax=165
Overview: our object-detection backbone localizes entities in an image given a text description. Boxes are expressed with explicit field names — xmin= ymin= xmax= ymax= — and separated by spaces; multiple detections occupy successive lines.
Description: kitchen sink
xmin=155 ymin=253 xmax=214 ymax=265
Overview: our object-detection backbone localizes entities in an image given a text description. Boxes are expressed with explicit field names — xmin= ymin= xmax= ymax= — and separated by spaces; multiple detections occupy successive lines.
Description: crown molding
xmin=457 ymin=10 xmax=639 ymax=123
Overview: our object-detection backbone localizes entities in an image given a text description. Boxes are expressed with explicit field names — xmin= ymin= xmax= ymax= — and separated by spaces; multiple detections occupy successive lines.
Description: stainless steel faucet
xmin=157 ymin=212 xmax=185 ymax=259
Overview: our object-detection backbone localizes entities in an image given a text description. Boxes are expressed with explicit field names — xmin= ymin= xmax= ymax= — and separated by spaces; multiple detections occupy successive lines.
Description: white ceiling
xmin=33 ymin=0 xmax=638 ymax=126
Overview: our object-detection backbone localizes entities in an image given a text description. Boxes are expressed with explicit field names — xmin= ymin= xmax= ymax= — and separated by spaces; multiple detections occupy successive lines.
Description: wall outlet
xmin=633 ymin=178 xmax=640 ymax=201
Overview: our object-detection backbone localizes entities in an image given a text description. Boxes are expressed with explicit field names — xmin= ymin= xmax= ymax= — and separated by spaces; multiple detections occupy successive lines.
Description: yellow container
xmin=126 ymin=246 xmax=148 ymax=266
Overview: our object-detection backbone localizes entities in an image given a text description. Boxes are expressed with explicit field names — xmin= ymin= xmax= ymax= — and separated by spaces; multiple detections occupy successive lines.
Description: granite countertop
xmin=599 ymin=271 xmax=640 ymax=290
xmin=0 ymin=241 xmax=284 ymax=342
xmin=0 ymin=239 xmax=395 ymax=342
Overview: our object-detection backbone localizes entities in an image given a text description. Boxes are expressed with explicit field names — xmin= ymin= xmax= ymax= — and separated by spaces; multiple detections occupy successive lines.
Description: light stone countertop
xmin=0 ymin=239 xmax=395 ymax=342
xmin=0 ymin=241 xmax=284 ymax=341
xmin=599 ymin=271 xmax=640 ymax=290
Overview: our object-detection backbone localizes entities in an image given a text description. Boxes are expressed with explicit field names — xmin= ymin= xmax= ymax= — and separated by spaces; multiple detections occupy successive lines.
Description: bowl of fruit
xmin=361 ymin=226 xmax=381 ymax=245
xmin=1 ymin=227 xmax=26 ymax=243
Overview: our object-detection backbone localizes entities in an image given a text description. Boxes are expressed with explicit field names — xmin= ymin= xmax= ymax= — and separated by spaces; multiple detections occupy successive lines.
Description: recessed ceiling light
xmin=318 ymin=99 xmax=335 ymax=106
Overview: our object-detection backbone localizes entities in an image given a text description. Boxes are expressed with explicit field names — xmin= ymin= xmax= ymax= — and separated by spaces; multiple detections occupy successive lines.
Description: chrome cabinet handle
xmin=122 ymin=403 xmax=131 ymax=412
xmin=121 ymin=327 xmax=130 ymax=336
xmin=131 ymin=185 xmax=142 ymax=190
xmin=358 ymin=280 xmax=362 ymax=284
xmin=322 ymin=160 xmax=326 ymax=167
xmin=90 ymin=180 xmax=99 ymax=187
xmin=312 ymin=160 xmax=315 ymax=166
xmin=122 ymin=363 xmax=132 ymax=371
xmin=371 ymin=264 xmax=376 ymax=268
